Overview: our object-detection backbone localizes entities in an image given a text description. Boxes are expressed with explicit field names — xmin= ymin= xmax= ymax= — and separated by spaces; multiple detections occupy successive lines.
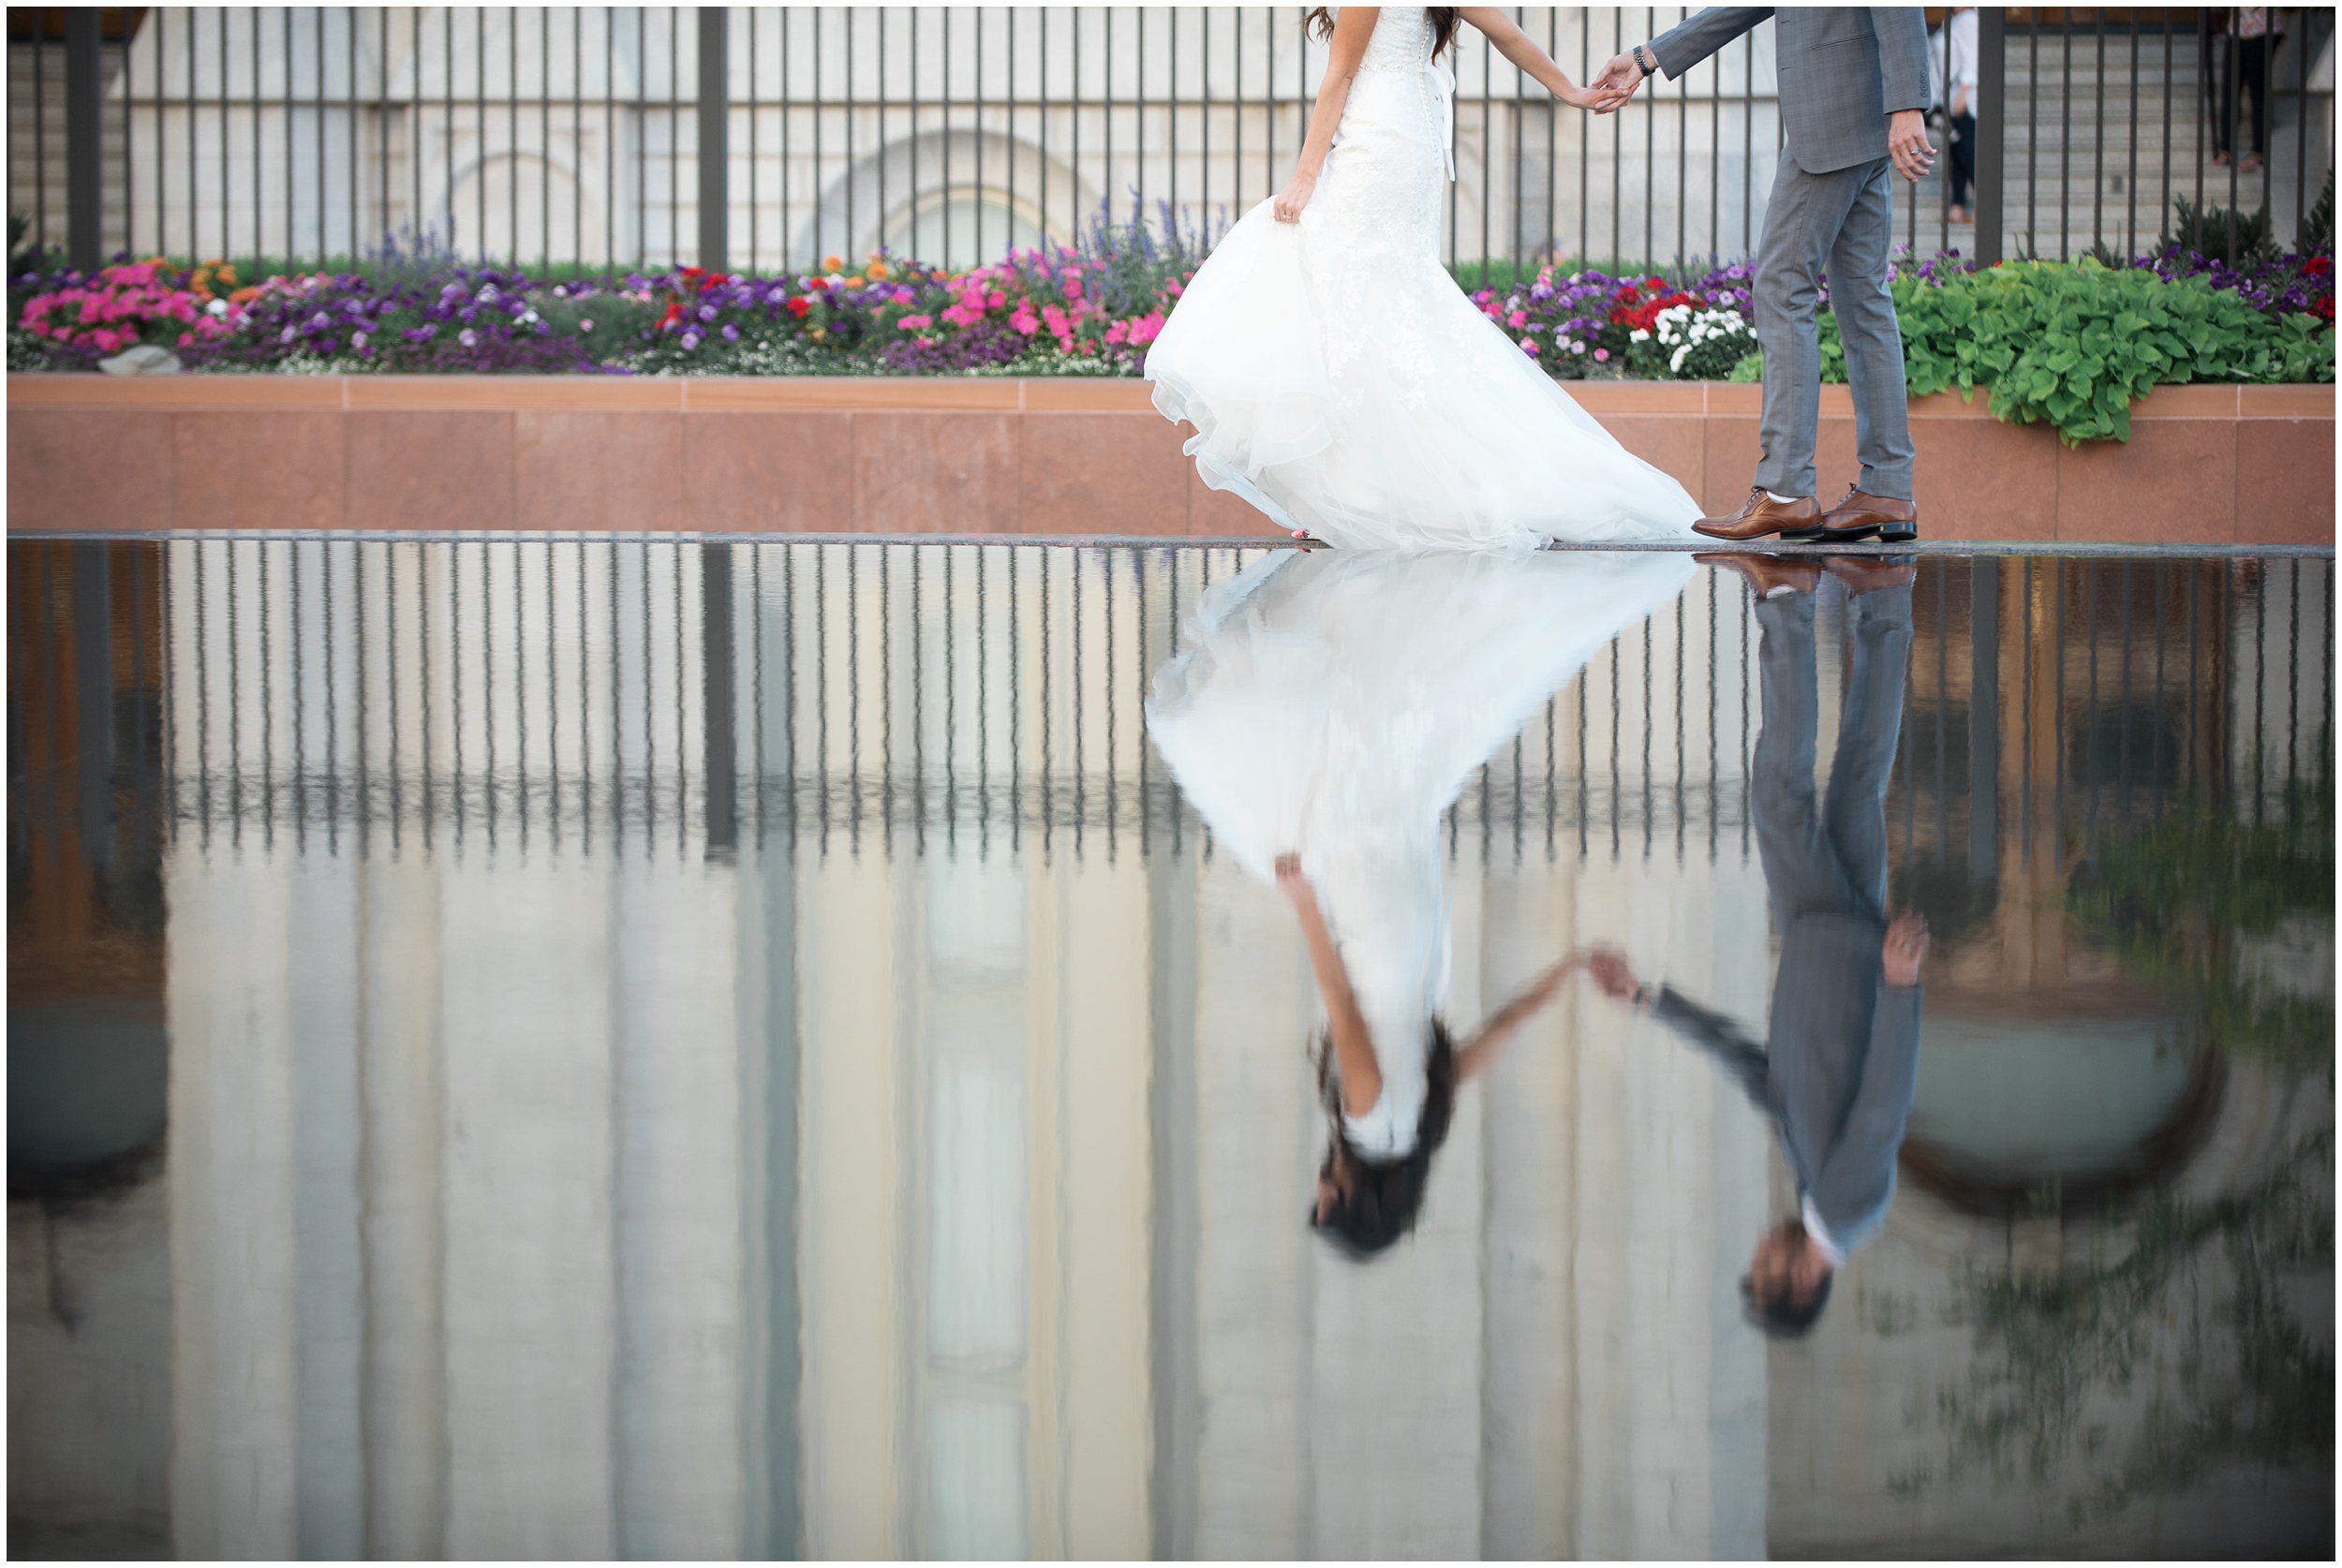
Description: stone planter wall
xmin=8 ymin=374 xmax=2333 ymax=544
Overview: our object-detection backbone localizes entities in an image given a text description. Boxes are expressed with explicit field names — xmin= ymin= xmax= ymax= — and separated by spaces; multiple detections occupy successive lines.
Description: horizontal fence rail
xmin=9 ymin=547 xmax=2331 ymax=917
xmin=9 ymin=8 xmax=2333 ymax=280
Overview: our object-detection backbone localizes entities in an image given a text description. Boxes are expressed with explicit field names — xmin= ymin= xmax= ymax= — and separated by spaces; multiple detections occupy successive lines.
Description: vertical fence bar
xmin=700 ymin=4 xmax=729 ymax=270
xmin=1976 ymin=5 xmax=2005 ymax=264
xmin=67 ymin=7 xmax=104 ymax=271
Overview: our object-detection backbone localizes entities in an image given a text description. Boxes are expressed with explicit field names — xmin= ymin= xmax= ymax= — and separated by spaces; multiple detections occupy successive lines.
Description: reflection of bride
xmin=1145 ymin=548 xmax=1696 ymax=1256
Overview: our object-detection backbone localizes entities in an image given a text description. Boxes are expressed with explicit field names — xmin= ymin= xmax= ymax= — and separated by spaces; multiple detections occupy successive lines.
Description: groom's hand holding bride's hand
xmin=1590 ymin=50 xmax=1648 ymax=109
xmin=1584 ymin=946 xmax=1641 ymax=1003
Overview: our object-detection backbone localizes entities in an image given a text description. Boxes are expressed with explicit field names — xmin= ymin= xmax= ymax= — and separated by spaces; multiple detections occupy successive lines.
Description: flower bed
xmin=11 ymin=201 xmax=2333 ymax=448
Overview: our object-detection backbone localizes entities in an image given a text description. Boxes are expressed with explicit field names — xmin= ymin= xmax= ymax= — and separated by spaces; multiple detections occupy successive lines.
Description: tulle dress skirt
xmin=1144 ymin=548 xmax=1698 ymax=1154
xmin=1144 ymin=53 xmax=1702 ymax=555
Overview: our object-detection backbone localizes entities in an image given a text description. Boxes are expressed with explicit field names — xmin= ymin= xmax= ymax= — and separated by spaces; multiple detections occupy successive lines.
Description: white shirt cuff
xmin=1801 ymin=1196 xmax=1848 ymax=1268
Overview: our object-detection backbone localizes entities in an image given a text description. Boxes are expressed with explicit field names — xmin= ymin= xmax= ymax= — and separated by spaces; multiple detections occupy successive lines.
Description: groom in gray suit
xmin=1587 ymin=555 xmax=1928 ymax=1337
xmin=1595 ymin=10 xmax=1934 ymax=544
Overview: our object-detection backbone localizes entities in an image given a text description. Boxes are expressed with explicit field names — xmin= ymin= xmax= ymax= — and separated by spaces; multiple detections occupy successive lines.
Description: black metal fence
xmin=8 ymin=544 xmax=2331 ymax=898
xmin=10 ymin=7 xmax=2334 ymax=279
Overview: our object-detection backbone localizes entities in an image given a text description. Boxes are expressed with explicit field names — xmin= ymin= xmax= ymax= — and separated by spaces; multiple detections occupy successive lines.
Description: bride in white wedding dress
xmin=1145 ymin=7 xmax=1702 ymax=553
xmin=1146 ymin=547 xmax=1695 ymax=1255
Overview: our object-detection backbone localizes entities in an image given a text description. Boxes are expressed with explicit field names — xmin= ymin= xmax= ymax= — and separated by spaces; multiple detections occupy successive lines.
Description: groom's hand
xmin=1889 ymin=110 xmax=1936 ymax=182
xmin=1592 ymin=51 xmax=1646 ymax=105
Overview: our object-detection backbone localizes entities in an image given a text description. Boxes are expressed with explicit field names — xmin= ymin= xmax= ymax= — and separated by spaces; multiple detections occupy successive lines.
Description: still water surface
xmin=9 ymin=540 xmax=2334 ymax=1559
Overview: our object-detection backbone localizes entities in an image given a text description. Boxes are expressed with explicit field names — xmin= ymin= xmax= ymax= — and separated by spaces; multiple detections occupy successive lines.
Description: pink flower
xmin=1126 ymin=310 xmax=1165 ymax=347
xmin=986 ymin=288 xmax=1006 ymax=309
xmin=1593 ymin=348 xmax=1609 ymax=362
xmin=1010 ymin=309 xmax=1040 ymax=335
xmin=897 ymin=314 xmax=933 ymax=331
xmin=1506 ymin=310 xmax=1527 ymax=328
xmin=1064 ymin=277 xmax=1083 ymax=300
xmin=1104 ymin=319 xmax=1128 ymax=345
xmin=1519 ymin=336 xmax=1537 ymax=353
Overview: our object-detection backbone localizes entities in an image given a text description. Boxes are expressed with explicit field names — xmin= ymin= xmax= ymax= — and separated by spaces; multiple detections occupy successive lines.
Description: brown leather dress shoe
xmin=1822 ymin=555 xmax=1919 ymax=594
xmin=1695 ymin=552 xmax=1823 ymax=599
xmin=1691 ymin=488 xmax=1823 ymax=541
xmin=1818 ymin=486 xmax=1920 ymax=543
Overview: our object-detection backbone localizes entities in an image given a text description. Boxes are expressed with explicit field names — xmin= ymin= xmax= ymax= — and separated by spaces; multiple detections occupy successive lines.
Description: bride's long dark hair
xmin=1308 ymin=1019 xmax=1460 ymax=1259
xmin=1305 ymin=6 xmax=1461 ymax=61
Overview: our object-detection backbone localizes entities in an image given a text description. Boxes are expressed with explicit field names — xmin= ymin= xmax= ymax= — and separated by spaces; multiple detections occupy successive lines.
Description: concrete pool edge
xmin=9 ymin=374 xmax=2334 ymax=546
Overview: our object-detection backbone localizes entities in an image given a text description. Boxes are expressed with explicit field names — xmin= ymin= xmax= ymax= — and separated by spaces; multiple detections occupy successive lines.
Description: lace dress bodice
xmin=1353 ymin=5 xmax=1435 ymax=75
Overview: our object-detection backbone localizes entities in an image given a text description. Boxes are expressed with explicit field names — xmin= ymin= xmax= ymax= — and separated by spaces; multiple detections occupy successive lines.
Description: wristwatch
xmin=1633 ymin=43 xmax=1657 ymax=79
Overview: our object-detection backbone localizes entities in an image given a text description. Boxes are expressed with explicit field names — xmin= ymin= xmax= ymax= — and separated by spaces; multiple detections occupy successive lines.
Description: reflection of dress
xmin=1142 ymin=6 xmax=1702 ymax=554
xmin=1145 ymin=550 xmax=1696 ymax=1156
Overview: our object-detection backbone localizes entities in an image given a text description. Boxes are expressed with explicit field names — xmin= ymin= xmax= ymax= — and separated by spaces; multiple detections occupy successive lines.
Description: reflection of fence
xmin=7 ymin=542 xmax=2331 ymax=883
xmin=1890 ymin=557 xmax=2335 ymax=899
xmin=10 ymin=8 xmax=2334 ymax=276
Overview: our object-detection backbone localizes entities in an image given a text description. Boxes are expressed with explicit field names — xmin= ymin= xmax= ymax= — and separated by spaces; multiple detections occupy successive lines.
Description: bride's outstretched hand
xmin=1272 ymin=170 xmax=1317 ymax=224
xmin=1555 ymin=79 xmax=1621 ymax=114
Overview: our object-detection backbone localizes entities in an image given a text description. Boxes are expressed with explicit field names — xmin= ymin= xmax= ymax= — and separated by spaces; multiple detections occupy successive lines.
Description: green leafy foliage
xmin=2303 ymin=170 xmax=2335 ymax=255
xmin=2067 ymin=784 xmax=2334 ymax=1074
xmin=2164 ymin=192 xmax=2280 ymax=268
xmin=1879 ymin=259 xmax=2335 ymax=446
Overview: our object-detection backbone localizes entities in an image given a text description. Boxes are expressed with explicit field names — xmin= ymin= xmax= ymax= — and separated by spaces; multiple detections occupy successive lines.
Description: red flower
xmin=658 ymin=302 xmax=684 ymax=332
xmin=786 ymin=296 xmax=812 ymax=318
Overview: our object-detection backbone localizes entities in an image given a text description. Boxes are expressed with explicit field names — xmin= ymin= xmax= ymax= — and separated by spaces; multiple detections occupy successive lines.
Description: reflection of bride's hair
xmin=1304 ymin=6 xmax=1461 ymax=60
xmin=1308 ymin=1020 xmax=1459 ymax=1259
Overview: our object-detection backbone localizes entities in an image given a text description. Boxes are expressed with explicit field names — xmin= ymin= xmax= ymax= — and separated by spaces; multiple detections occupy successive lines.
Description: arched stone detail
xmin=793 ymin=128 xmax=1095 ymax=272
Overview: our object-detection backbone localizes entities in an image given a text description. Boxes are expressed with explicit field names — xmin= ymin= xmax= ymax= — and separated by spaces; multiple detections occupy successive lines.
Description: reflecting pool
xmin=9 ymin=539 xmax=2334 ymax=1560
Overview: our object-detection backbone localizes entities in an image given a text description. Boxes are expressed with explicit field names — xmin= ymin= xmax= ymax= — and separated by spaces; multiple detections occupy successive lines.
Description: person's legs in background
xmin=1947 ymin=112 xmax=1976 ymax=222
xmin=2239 ymin=36 xmax=2271 ymax=169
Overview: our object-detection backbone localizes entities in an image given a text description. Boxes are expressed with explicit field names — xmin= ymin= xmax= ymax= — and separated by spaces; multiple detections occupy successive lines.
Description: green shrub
xmin=1885 ymin=259 xmax=2334 ymax=445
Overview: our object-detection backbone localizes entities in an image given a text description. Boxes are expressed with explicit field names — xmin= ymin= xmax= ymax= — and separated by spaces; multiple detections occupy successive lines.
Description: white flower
xmin=1671 ymin=345 xmax=1692 ymax=372
xmin=1629 ymin=328 xmax=1650 ymax=342
xmin=205 ymin=298 xmax=229 ymax=318
xmin=457 ymin=328 xmax=478 ymax=347
xmin=352 ymin=330 xmax=368 ymax=348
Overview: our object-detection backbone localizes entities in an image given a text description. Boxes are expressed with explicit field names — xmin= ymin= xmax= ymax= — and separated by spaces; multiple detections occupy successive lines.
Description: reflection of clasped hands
xmin=1583 ymin=913 xmax=1932 ymax=1004
xmin=1589 ymin=48 xmax=1936 ymax=180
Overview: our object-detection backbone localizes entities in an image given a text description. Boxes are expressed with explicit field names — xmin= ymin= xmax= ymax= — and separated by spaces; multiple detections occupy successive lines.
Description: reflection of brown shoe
xmin=1696 ymin=552 xmax=1822 ymax=599
xmin=1823 ymin=555 xmax=1918 ymax=594
xmin=1692 ymin=487 xmax=1823 ymax=541
xmin=1818 ymin=485 xmax=1919 ymax=543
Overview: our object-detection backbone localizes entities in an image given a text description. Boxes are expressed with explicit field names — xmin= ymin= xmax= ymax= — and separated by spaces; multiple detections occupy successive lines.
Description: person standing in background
xmin=2211 ymin=8 xmax=2287 ymax=171
xmin=1937 ymin=7 xmax=1979 ymax=226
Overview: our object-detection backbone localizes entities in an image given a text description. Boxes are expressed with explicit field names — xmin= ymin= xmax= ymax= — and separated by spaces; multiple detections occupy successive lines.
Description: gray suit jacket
xmin=1649 ymin=7 xmax=1932 ymax=174
xmin=1650 ymin=913 xmax=1923 ymax=1256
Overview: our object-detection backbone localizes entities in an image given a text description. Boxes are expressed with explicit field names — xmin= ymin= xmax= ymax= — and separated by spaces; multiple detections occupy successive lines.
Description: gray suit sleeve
xmin=1871 ymin=7 xmax=1933 ymax=114
xmin=1809 ymin=983 xmax=1923 ymax=1244
xmin=1649 ymin=985 xmax=1771 ymax=1111
xmin=1648 ymin=7 xmax=1774 ymax=81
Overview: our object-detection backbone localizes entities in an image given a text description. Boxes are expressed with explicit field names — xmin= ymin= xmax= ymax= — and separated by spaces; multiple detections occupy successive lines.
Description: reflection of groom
xmin=1588 ymin=556 xmax=1927 ymax=1338
xmin=1595 ymin=10 xmax=1934 ymax=545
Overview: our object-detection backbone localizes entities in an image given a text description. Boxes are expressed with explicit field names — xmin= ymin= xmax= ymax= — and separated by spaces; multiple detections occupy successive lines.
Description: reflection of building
xmin=7 ymin=540 xmax=173 ymax=1558
xmin=9 ymin=544 xmax=2331 ymax=1555
xmin=1771 ymin=558 xmax=2335 ymax=1559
